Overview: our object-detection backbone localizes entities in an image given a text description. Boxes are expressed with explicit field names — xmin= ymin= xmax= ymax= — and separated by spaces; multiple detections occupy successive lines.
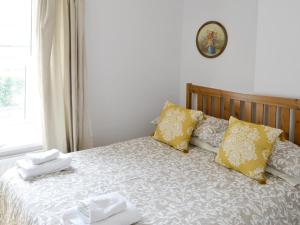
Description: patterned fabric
xmin=1 ymin=137 xmax=300 ymax=225
xmin=192 ymin=115 xmax=228 ymax=147
xmin=269 ymin=140 xmax=300 ymax=178
xmin=153 ymin=101 xmax=204 ymax=152
xmin=192 ymin=115 xmax=300 ymax=183
xmin=190 ymin=137 xmax=300 ymax=186
xmin=216 ymin=117 xmax=282 ymax=183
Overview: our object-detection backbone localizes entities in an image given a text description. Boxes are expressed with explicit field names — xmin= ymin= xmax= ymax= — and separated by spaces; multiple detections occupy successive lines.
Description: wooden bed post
xmin=186 ymin=83 xmax=192 ymax=109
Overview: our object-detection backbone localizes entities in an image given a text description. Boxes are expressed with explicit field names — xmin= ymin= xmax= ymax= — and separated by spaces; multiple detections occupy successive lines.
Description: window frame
xmin=0 ymin=0 xmax=42 ymax=156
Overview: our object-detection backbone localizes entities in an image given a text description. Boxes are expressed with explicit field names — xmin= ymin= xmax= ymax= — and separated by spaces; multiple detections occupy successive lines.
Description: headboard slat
xmin=275 ymin=107 xmax=281 ymax=128
xmin=244 ymin=102 xmax=251 ymax=122
xmin=239 ymin=101 xmax=245 ymax=120
xmin=263 ymin=105 xmax=269 ymax=125
xmin=220 ymin=97 xmax=225 ymax=119
xmin=186 ymin=83 xmax=300 ymax=146
xmin=229 ymin=99 xmax=235 ymax=117
xmin=211 ymin=97 xmax=215 ymax=116
xmin=256 ymin=103 xmax=264 ymax=124
xmin=224 ymin=97 xmax=231 ymax=120
xmin=289 ymin=109 xmax=295 ymax=142
xmin=202 ymin=96 xmax=207 ymax=113
xmin=214 ymin=97 xmax=221 ymax=118
xmin=267 ymin=105 xmax=277 ymax=127
xmin=233 ymin=100 xmax=241 ymax=119
xmin=251 ymin=103 xmax=256 ymax=123
xmin=197 ymin=94 xmax=203 ymax=111
xmin=206 ymin=96 xmax=212 ymax=115
xmin=280 ymin=107 xmax=290 ymax=139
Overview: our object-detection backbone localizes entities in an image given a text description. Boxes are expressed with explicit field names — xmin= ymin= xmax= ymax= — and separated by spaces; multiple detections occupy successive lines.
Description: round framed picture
xmin=196 ymin=21 xmax=228 ymax=58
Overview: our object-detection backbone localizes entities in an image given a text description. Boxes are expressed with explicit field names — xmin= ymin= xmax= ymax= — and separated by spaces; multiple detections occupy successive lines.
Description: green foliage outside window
xmin=0 ymin=76 xmax=24 ymax=107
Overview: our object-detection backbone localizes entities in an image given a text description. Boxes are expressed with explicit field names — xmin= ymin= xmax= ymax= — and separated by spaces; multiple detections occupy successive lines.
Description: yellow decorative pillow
xmin=153 ymin=101 xmax=204 ymax=153
xmin=215 ymin=116 xmax=282 ymax=183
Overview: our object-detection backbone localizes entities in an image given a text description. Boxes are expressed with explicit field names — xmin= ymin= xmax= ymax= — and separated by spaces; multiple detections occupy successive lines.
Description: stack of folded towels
xmin=16 ymin=149 xmax=72 ymax=180
xmin=62 ymin=192 xmax=142 ymax=225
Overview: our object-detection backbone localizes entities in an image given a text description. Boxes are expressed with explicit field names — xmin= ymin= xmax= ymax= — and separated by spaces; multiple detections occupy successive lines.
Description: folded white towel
xmin=62 ymin=197 xmax=141 ymax=225
xmin=17 ymin=153 xmax=71 ymax=180
xmin=26 ymin=149 xmax=60 ymax=165
xmin=78 ymin=192 xmax=127 ymax=223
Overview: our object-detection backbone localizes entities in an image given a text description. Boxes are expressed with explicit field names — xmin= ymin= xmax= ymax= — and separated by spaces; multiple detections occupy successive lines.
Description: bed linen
xmin=1 ymin=137 xmax=300 ymax=225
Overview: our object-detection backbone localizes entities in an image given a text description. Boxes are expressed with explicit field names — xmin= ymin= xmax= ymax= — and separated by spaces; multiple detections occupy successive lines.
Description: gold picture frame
xmin=196 ymin=21 xmax=228 ymax=58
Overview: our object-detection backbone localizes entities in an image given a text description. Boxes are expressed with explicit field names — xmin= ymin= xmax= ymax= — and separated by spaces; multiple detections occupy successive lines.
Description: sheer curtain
xmin=37 ymin=0 xmax=93 ymax=153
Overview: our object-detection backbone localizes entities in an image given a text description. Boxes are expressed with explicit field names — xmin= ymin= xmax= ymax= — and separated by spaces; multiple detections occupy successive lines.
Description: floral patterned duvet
xmin=1 ymin=137 xmax=300 ymax=225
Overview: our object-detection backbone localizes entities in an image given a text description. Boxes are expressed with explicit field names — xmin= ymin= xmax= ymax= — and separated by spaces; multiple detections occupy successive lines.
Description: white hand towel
xmin=78 ymin=192 xmax=127 ymax=223
xmin=26 ymin=149 xmax=60 ymax=165
xmin=62 ymin=201 xmax=141 ymax=225
xmin=17 ymin=153 xmax=71 ymax=180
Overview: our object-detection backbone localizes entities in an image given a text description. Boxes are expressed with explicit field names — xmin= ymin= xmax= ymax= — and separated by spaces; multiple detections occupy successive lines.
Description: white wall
xmin=179 ymin=0 xmax=300 ymax=103
xmin=255 ymin=0 xmax=300 ymax=98
xmin=86 ymin=0 xmax=300 ymax=146
xmin=179 ymin=0 xmax=258 ymax=104
xmin=85 ymin=0 xmax=183 ymax=146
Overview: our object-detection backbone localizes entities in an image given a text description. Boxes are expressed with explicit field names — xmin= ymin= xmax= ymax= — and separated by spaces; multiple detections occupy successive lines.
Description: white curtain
xmin=37 ymin=0 xmax=93 ymax=152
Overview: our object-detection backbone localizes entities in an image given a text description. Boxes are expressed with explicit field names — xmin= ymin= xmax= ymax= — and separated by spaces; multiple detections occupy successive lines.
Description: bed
xmin=1 ymin=83 xmax=300 ymax=225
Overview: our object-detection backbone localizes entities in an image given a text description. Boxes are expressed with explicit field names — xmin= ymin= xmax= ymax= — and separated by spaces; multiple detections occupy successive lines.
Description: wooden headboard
xmin=186 ymin=83 xmax=300 ymax=145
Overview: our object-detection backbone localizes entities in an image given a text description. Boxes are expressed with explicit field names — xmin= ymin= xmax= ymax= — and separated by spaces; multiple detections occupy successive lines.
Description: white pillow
xmin=190 ymin=137 xmax=218 ymax=153
xmin=265 ymin=166 xmax=300 ymax=187
xmin=192 ymin=116 xmax=228 ymax=147
xmin=190 ymin=137 xmax=300 ymax=187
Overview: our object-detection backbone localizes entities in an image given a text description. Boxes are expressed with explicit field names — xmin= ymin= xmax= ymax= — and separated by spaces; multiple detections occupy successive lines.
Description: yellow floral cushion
xmin=215 ymin=116 xmax=282 ymax=183
xmin=153 ymin=101 xmax=204 ymax=153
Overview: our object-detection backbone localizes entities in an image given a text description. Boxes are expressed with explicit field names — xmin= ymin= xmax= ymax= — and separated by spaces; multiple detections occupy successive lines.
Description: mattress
xmin=1 ymin=137 xmax=300 ymax=225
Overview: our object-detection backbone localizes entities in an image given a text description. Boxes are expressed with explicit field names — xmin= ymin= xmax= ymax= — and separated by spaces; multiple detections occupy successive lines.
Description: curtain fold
xmin=37 ymin=0 xmax=93 ymax=153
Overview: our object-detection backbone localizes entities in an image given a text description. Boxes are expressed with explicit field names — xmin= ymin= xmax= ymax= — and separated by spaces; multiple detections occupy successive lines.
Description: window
xmin=0 ymin=0 xmax=41 ymax=155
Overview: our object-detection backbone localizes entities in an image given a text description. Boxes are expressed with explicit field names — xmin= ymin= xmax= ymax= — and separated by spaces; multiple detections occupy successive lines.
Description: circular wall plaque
xmin=196 ymin=21 xmax=228 ymax=58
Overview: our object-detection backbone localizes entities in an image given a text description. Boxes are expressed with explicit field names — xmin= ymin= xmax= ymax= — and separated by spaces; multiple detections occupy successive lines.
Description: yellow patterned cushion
xmin=215 ymin=116 xmax=282 ymax=183
xmin=153 ymin=101 xmax=204 ymax=153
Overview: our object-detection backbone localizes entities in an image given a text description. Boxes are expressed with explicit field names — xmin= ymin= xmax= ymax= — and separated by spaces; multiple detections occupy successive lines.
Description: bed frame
xmin=186 ymin=83 xmax=300 ymax=145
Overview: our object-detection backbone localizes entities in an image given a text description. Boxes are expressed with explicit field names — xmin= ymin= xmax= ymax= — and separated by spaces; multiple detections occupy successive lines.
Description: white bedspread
xmin=1 ymin=137 xmax=300 ymax=225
